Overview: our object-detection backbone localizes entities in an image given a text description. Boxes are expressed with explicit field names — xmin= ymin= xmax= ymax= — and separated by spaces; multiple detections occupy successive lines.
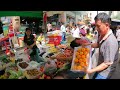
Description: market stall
xmin=0 ymin=36 xmax=92 ymax=79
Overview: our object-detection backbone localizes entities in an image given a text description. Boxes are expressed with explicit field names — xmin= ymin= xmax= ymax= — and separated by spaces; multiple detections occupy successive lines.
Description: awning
xmin=0 ymin=11 xmax=43 ymax=18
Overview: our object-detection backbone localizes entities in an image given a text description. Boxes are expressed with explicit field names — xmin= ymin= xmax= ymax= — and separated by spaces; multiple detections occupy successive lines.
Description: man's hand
xmin=104 ymin=62 xmax=113 ymax=66
xmin=81 ymin=43 xmax=91 ymax=47
xmin=85 ymin=69 xmax=94 ymax=74
xmin=85 ymin=62 xmax=113 ymax=74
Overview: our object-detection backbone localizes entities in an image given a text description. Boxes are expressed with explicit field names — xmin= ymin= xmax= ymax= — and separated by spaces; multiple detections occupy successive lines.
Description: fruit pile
xmin=71 ymin=47 xmax=90 ymax=71
xmin=57 ymin=44 xmax=67 ymax=49
xmin=26 ymin=69 xmax=40 ymax=76
xmin=56 ymin=61 xmax=65 ymax=69
xmin=18 ymin=62 xmax=29 ymax=69
xmin=38 ymin=74 xmax=51 ymax=79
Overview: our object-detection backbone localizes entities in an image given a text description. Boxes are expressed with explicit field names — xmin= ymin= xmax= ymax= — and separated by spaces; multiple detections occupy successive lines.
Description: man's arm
xmin=86 ymin=62 xmax=112 ymax=74
xmin=91 ymin=43 xmax=99 ymax=48
xmin=82 ymin=42 xmax=99 ymax=48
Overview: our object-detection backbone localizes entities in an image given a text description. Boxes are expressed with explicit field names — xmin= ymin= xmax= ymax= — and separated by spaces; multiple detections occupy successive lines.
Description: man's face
xmin=95 ymin=20 xmax=109 ymax=36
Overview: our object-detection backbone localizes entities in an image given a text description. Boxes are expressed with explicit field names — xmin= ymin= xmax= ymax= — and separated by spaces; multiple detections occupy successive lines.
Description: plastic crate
xmin=48 ymin=36 xmax=62 ymax=46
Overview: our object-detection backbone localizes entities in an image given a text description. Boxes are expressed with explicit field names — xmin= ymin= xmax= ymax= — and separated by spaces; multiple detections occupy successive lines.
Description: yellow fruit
xmin=79 ymin=52 xmax=84 ymax=55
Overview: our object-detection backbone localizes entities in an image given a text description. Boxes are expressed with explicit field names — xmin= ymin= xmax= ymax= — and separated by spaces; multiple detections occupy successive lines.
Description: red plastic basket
xmin=48 ymin=36 xmax=62 ymax=46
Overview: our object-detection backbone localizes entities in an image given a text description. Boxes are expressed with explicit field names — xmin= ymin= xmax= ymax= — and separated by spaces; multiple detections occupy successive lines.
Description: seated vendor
xmin=70 ymin=34 xmax=83 ymax=49
xmin=37 ymin=32 xmax=45 ymax=45
xmin=70 ymin=33 xmax=91 ymax=49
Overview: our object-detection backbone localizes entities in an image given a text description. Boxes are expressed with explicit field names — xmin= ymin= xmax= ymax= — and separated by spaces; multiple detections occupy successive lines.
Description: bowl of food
xmin=17 ymin=61 xmax=30 ymax=71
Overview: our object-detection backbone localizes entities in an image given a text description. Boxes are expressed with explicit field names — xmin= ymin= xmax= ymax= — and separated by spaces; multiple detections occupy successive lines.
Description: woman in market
xmin=70 ymin=31 xmax=90 ymax=50
xmin=37 ymin=32 xmax=45 ymax=45
xmin=24 ymin=28 xmax=44 ymax=63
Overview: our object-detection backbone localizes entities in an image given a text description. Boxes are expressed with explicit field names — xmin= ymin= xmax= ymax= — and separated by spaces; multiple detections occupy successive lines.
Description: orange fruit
xmin=79 ymin=52 xmax=84 ymax=55
xmin=74 ymin=59 xmax=79 ymax=63
xmin=73 ymin=65 xmax=78 ymax=70
xmin=78 ymin=66 xmax=82 ymax=70
xmin=76 ymin=66 xmax=80 ymax=70
xmin=76 ymin=52 xmax=79 ymax=56
xmin=81 ymin=48 xmax=85 ymax=52
xmin=85 ymin=48 xmax=90 ymax=53
xmin=81 ymin=55 xmax=86 ymax=59
xmin=84 ymin=51 xmax=88 ymax=55
xmin=80 ymin=62 xmax=85 ymax=67
xmin=77 ymin=48 xmax=82 ymax=52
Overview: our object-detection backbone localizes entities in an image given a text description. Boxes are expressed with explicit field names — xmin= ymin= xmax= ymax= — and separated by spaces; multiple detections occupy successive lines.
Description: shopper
xmin=72 ymin=25 xmax=80 ymax=38
xmin=83 ymin=13 xmax=119 ymax=79
xmin=47 ymin=22 xmax=52 ymax=32
xmin=24 ymin=28 xmax=43 ymax=63
xmin=60 ymin=22 xmax=66 ymax=41
xmin=66 ymin=25 xmax=70 ymax=34
xmin=70 ymin=34 xmax=88 ymax=49
xmin=37 ymin=32 xmax=45 ymax=45
xmin=116 ymin=25 xmax=120 ymax=49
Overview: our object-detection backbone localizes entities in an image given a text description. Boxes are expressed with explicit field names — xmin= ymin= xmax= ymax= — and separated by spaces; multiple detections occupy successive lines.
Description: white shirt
xmin=47 ymin=23 xmax=52 ymax=31
xmin=116 ymin=29 xmax=120 ymax=41
xmin=60 ymin=25 xmax=66 ymax=32
xmin=71 ymin=28 xmax=75 ymax=35
xmin=72 ymin=28 xmax=80 ymax=38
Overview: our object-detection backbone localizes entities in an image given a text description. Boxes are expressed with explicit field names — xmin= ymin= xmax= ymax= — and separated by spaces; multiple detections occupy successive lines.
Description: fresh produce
xmin=56 ymin=62 xmax=70 ymax=73
xmin=7 ymin=70 xmax=23 ymax=79
xmin=46 ymin=44 xmax=54 ymax=47
xmin=26 ymin=69 xmax=39 ymax=76
xmin=18 ymin=62 xmax=29 ymax=69
xmin=57 ymin=44 xmax=67 ymax=49
xmin=39 ymin=74 xmax=51 ymax=79
xmin=55 ymin=53 xmax=73 ymax=62
xmin=71 ymin=47 xmax=90 ymax=71
xmin=15 ymin=59 xmax=23 ymax=63
xmin=39 ymin=66 xmax=44 ymax=72
xmin=48 ymin=47 xmax=58 ymax=53
xmin=56 ymin=61 xmax=65 ymax=68
xmin=1 ymin=58 xmax=10 ymax=64
xmin=0 ymin=74 xmax=7 ymax=79
xmin=44 ymin=60 xmax=57 ymax=76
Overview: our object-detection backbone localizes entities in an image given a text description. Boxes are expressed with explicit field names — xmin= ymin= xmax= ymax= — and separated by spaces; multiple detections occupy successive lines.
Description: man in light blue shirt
xmin=60 ymin=23 xmax=66 ymax=41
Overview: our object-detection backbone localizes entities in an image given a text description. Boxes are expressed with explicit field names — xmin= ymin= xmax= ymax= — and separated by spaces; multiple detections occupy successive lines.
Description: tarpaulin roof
xmin=0 ymin=11 xmax=43 ymax=18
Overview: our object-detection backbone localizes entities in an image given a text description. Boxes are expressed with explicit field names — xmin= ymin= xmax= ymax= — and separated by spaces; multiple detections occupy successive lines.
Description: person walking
xmin=60 ymin=22 xmax=66 ymax=41
xmin=83 ymin=13 xmax=119 ymax=79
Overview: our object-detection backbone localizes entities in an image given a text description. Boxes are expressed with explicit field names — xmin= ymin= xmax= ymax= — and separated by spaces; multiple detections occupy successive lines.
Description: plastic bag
xmin=44 ymin=60 xmax=57 ymax=75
